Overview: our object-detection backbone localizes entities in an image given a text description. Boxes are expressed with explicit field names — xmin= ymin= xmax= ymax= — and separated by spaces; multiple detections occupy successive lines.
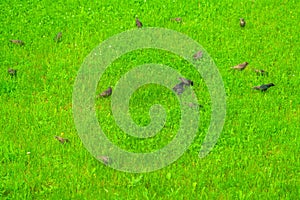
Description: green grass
xmin=1 ymin=0 xmax=300 ymax=199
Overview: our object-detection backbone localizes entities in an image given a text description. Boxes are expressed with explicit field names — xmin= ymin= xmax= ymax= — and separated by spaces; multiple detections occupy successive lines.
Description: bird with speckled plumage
xmin=97 ymin=87 xmax=112 ymax=98
xmin=253 ymin=83 xmax=275 ymax=91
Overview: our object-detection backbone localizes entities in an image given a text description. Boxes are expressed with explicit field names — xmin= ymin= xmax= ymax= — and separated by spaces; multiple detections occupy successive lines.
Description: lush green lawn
xmin=1 ymin=0 xmax=299 ymax=199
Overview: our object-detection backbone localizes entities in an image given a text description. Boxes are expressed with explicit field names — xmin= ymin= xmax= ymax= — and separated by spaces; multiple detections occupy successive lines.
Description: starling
xmin=136 ymin=18 xmax=143 ymax=28
xmin=179 ymin=77 xmax=193 ymax=86
xmin=232 ymin=62 xmax=248 ymax=70
xmin=54 ymin=136 xmax=69 ymax=144
xmin=173 ymin=82 xmax=185 ymax=95
xmin=10 ymin=40 xmax=24 ymax=45
xmin=193 ymin=51 xmax=203 ymax=60
xmin=98 ymin=155 xmax=111 ymax=165
xmin=254 ymin=69 xmax=268 ymax=76
xmin=252 ymin=83 xmax=275 ymax=91
xmin=98 ymin=87 xmax=112 ymax=98
xmin=240 ymin=18 xmax=246 ymax=27
xmin=8 ymin=68 xmax=17 ymax=77
xmin=54 ymin=32 xmax=62 ymax=42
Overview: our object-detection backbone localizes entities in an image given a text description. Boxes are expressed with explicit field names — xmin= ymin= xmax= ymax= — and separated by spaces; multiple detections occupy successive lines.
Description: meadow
xmin=1 ymin=0 xmax=299 ymax=199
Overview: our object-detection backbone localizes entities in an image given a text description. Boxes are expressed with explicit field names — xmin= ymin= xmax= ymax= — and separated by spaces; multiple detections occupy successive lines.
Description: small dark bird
xmin=8 ymin=68 xmax=17 ymax=77
xmin=98 ymin=87 xmax=112 ymax=98
xmin=252 ymin=83 xmax=275 ymax=91
xmin=136 ymin=18 xmax=143 ymax=28
xmin=240 ymin=18 xmax=246 ymax=27
xmin=232 ymin=62 xmax=248 ymax=70
xmin=173 ymin=82 xmax=185 ymax=95
xmin=98 ymin=155 xmax=111 ymax=165
xmin=10 ymin=40 xmax=24 ymax=45
xmin=54 ymin=136 xmax=69 ymax=144
xmin=193 ymin=51 xmax=203 ymax=60
xmin=254 ymin=69 xmax=268 ymax=76
xmin=54 ymin=32 xmax=62 ymax=42
xmin=179 ymin=77 xmax=193 ymax=86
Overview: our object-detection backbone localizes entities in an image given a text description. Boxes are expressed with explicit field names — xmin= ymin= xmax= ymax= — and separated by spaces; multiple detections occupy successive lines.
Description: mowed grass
xmin=1 ymin=0 xmax=300 ymax=199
